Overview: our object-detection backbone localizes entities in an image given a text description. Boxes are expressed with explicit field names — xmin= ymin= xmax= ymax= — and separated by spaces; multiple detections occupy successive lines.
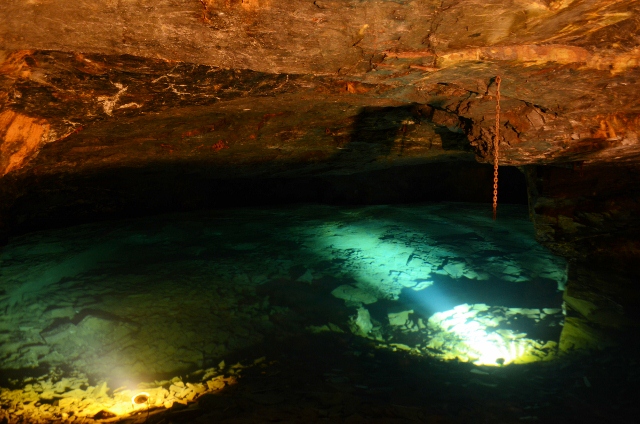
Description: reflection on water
xmin=0 ymin=202 xmax=568 ymax=421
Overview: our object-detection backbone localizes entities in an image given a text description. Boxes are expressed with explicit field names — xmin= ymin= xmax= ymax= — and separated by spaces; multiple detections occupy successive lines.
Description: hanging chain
xmin=492 ymin=76 xmax=501 ymax=221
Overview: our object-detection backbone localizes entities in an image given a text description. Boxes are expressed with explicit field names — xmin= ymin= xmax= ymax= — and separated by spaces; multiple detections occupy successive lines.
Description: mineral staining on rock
xmin=0 ymin=110 xmax=50 ymax=176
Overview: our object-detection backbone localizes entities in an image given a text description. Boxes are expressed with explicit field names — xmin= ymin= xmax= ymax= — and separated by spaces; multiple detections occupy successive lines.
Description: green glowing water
xmin=0 ymin=203 xmax=566 ymax=384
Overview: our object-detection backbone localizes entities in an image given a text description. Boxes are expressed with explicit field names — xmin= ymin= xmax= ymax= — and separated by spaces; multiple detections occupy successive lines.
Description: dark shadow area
xmin=0 ymin=161 xmax=527 ymax=241
xmin=399 ymin=274 xmax=563 ymax=317
xmin=350 ymin=106 xmax=411 ymax=151
xmin=345 ymin=104 xmax=470 ymax=160
xmin=115 ymin=331 xmax=640 ymax=424
xmin=435 ymin=126 xmax=472 ymax=151
xmin=256 ymin=277 xmax=353 ymax=328
xmin=0 ymin=101 xmax=532 ymax=243
xmin=525 ymin=163 xmax=640 ymax=279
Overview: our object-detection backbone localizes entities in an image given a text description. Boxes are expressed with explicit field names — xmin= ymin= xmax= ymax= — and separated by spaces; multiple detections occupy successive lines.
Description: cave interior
xmin=1 ymin=0 xmax=640 ymax=423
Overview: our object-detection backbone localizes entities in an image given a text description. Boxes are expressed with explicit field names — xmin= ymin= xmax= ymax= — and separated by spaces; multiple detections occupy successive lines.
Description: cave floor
xmin=1 ymin=203 xmax=635 ymax=423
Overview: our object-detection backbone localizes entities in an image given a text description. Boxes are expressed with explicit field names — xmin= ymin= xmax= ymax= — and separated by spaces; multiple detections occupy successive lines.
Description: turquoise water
xmin=0 ymin=202 xmax=566 ymax=387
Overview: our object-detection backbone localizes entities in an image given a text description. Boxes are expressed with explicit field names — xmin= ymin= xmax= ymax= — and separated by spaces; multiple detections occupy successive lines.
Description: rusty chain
xmin=493 ymin=76 xmax=501 ymax=221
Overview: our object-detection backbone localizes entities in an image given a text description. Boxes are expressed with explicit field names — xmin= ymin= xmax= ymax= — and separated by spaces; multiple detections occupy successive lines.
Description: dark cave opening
xmin=2 ymin=161 xmax=528 ymax=239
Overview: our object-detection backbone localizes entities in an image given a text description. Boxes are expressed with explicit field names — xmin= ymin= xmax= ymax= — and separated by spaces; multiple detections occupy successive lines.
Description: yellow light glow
xmin=132 ymin=391 xmax=150 ymax=405
xmin=426 ymin=304 xmax=558 ymax=366
xmin=0 ymin=372 xmax=241 ymax=423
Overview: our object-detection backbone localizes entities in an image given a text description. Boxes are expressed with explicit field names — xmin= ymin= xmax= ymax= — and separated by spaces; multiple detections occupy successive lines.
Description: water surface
xmin=0 ymin=202 xmax=566 ymax=387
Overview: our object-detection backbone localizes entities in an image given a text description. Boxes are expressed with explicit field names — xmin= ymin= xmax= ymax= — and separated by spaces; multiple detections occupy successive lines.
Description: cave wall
xmin=525 ymin=163 xmax=640 ymax=350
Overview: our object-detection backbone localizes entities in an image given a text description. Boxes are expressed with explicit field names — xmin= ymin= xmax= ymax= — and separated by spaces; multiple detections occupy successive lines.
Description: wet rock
xmin=443 ymin=261 xmax=467 ymax=278
xmin=350 ymin=307 xmax=374 ymax=337
xmin=51 ymin=315 xmax=137 ymax=353
xmin=331 ymin=285 xmax=377 ymax=305
xmin=388 ymin=310 xmax=413 ymax=327
xmin=40 ymin=320 xmax=76 ymax=344
xmin=559 ymin=317 xmax=613 ymax=352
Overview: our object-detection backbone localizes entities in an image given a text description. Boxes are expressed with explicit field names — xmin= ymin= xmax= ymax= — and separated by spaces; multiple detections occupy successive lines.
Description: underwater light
xmin=464 ymin=332 xmax=524 ymax=366
xmin=426 ymin=304 xmax=559 ymax=366
xmin=131 ymin=392 xmax=150 ymax=406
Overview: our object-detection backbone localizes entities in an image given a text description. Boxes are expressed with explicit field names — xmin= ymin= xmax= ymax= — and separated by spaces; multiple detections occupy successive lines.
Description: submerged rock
xmin=350 ymin=307 xmax=374 ymax=337
xmin=331 ymin=285 xmax=378 ymax=305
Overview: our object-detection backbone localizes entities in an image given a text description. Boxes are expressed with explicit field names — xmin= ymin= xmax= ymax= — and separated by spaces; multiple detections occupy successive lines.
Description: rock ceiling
xmin=1 ymin=0 xmax=639 ymax=176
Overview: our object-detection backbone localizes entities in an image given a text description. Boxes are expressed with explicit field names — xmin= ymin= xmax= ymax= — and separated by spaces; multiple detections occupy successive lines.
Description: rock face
xmin=1 ymin=0 xmax=639 ymax=171
xmin=1 ymin=0 xmax=640 ymax=344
